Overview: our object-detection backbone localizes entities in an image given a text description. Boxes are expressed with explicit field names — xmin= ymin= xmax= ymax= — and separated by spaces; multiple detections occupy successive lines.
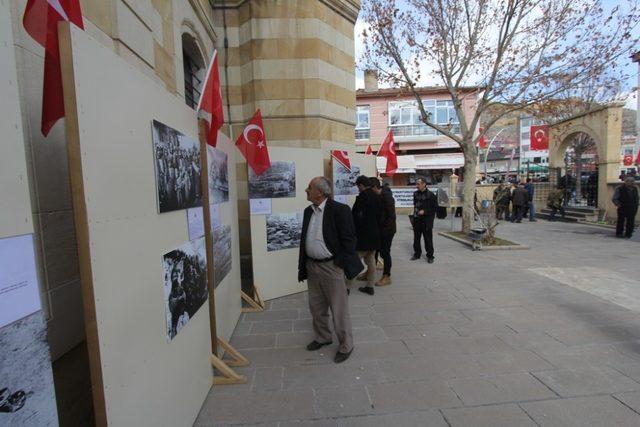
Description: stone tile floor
xmin=196 ymin=217 xmax=640 ymax=426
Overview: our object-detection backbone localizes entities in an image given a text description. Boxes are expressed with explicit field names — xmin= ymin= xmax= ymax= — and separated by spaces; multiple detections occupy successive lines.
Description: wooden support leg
xmin=211 ymin=354 xmax=247 ymax=385
xmin=218 ymin=337 xmax=250 ymax=367
xmin=253 ymin=283 xmax=265 ymax=309
xmin=241 ymin=288 xmax=264 ymax=313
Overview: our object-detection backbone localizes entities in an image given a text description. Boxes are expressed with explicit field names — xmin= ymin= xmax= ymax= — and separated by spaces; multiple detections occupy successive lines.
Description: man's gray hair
xmin=315 ymin=176 xmax=333 ymax=197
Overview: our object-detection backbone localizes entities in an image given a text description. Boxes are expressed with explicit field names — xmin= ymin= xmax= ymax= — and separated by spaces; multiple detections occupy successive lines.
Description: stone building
xmin=5 ymin=0 xmax=359 ymax=423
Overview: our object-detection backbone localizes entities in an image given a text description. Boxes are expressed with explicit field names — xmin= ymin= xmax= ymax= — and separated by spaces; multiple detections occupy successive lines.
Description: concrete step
xmin=535 ymin=212 xmax=580 ymax=222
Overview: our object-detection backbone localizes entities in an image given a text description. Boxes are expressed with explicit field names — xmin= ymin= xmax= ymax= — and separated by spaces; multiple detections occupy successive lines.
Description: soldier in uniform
xmin=547 ymin=186 xmax=565 ymax=221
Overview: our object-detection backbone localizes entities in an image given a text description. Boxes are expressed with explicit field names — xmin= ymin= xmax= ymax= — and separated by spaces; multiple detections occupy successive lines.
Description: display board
xmin=0 ymin=1 xmax=58 ymax=425
xmin=59 ymin=25 xmax=241 ymax=427
xmin=249 ymin=147 xmax=324 ymax=300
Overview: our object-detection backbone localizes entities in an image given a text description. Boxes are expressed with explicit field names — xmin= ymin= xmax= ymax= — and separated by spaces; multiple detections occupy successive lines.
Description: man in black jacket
xmin=372 ymin=179 xmax=396 ymax=286
xmin=299 ymin=177 xmax=362 ymax=363
xmin=613 ymin=177 xmax=639 ymax=238
xmin=349 ymin=175 xmax=382 ymax=296
xmin=412 ymin=178 xmax=437 ymax=263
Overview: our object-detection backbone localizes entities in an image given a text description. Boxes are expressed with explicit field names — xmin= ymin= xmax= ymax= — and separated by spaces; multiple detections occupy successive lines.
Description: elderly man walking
xmin=298 ymin=177 xmax=362 ymax=363
xmin=613 ymin=176 xmax=639 ymax=238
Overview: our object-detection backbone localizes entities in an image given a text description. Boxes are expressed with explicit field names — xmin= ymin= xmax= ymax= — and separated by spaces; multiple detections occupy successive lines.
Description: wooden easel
xmin=241 ymin=283 xmax=265 ymax=312
xmin=199 ymin=120 xmax=249 ymax=385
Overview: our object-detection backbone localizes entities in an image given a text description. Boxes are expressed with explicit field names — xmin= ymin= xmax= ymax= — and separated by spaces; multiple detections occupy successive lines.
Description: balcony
xmin=355 ymin=128 xmax=370 ymax=140
xmin=388 ymin=124 xmax=460 ymax=138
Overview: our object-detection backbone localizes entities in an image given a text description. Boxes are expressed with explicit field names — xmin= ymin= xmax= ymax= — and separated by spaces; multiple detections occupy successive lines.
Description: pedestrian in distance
xmin=298 ymin=177 xmax=363 ymax=363
xmin=512 ymin=183 xmax=529 ymax=223
xmin=371 ymin=179 xmax=396 ymax=286
xmin=524 ymin=178 xmax=537 ymax=221
xmin=411 ymin=177 xmax=437 ymax=263
xmin=348 ymin=176 xmax=383 ymax=296
xmin=547 ymin=185 xmax=565 ymax=221
xmin=613 ymin=176 xmax=639 ymax=238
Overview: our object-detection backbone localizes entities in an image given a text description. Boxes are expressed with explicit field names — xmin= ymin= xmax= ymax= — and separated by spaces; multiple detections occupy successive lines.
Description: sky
xmin=353 ymin=0 xmax=639 ymax=110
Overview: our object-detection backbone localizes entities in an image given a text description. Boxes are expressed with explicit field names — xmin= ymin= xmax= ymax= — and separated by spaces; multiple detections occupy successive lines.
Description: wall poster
xmin=152 ymin=120 xmax=202 ymax=213
xmin=0 ymin=312 xmax=58 ymax=425
xmin=248 ymin=161 xmax=296 ymax=199
xmin=162 ymin=237 xmax=208 ymax=341
xmin=212 ymin=225 xmax=232 ymax=288
xmin=332 ymin=161 xmax=361 ymax=196
xmin=0 ymin=234 xmax=40 ymax=329
xmin=266 ymin=213 xmax=303 ymax=252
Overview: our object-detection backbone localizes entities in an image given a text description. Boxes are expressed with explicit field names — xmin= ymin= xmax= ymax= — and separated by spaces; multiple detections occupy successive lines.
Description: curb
xmin=438 ymin=232 xmax=530 ymax=251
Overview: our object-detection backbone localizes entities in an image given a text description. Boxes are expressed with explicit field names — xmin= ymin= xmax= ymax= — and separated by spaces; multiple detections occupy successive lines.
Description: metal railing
xmin=388 ymin=124 xmax=460 ymax=137
xmin=355 ymin=129 xmax=370 ymax=140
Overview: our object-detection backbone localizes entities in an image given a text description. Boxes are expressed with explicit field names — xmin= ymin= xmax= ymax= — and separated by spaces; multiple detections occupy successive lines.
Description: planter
xmin=438 ymin=231 xmax=530 ymax=251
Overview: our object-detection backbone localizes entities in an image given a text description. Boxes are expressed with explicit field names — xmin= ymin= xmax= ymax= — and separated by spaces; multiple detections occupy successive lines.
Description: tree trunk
xmin=461 ymin=151 xmax=477 ymax=234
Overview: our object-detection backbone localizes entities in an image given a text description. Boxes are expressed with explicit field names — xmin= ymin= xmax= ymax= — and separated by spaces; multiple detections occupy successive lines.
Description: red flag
xmin=623 ymin=154 xmax=634 ymax=166
xmin=377 ymin=131 xmax=398 ymax=176
xmin=23 ymin=0 xmax=84 ymax=136
xmin=331 ymin=150 xmax=351 ymax=171
xmin=236 ymin=109 xmax=271 ymax=176
xmin=530 ymin=125 xmax=550 ymax=151
xmin=478 ymin=127 xmax=487 ymax=149
xmin=635 ymin=150 xmax=640 ymax=166
xmin=197 ymin=50 xmax=224 ymax=147
xmin=365 ymin=145 xmax=373 ymax=155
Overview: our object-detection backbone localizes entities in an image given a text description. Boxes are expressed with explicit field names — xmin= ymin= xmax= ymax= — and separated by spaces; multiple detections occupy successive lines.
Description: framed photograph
xmin=207 ymin=146 xmax=229 ymax=205
xmin=152 ymin=120 xmax=202 ymax=213
xmin=332 ymin=161 xmax=361 ymax=196
xmin=162 ymin=237 xmax=208 ymax=341
xmin=212 ymin=225 xmax=232 ymax=288
xmin=266 ymin=213 xmax=303 ymax=252
xmin=248 ymin=161 xmax=296 ymax=199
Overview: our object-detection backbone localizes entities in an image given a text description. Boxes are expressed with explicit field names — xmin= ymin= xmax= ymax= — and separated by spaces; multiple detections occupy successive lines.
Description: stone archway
xmin=549 ymin=104 xmax=624 ymax=211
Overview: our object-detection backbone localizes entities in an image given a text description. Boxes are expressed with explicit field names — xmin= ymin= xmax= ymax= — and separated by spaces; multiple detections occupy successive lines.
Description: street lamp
xmin=482 ymin=128 xmax=506 ymax=179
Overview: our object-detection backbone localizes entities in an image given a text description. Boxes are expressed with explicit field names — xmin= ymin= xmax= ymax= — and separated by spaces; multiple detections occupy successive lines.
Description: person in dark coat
xmin=613 ymin=177 xmax=639 ymax=238
xmin=371 ymin=179 xmax=396 ymax=286
xmin=299 ymin=176 xmax=363 ymax=363
xmin=511 ymin=183 xmax=529 ymax=223
xmin=524 ymin=178 xmax=537 ymax=221
xmin=349 ymin=175 xmax=383 ymax=295
xmin=412 ymin=177 xmax=437 ymax=263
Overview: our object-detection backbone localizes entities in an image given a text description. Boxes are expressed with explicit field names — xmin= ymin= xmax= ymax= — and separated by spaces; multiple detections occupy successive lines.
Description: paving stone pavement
xmin=195 ymin=217 xmax=640 ymax=426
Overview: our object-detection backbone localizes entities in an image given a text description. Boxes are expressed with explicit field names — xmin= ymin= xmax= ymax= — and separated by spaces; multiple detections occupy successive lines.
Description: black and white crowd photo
xmin=162 ymin=237 xmax=208 ymax=341
xmin=248 ymin=161 xmax=296 ymax=199
xmin=332 ymin=162 xmax=361 ymax=196
xmin=266 ymin=213 xmax=303 ymax=251
xmin=207 ymin=146 xmax=229 ymax=205
xmin=212 ymin=224 xmax=232 ymax=288
xmin=152 ymin=120 xmax=202 ymax=213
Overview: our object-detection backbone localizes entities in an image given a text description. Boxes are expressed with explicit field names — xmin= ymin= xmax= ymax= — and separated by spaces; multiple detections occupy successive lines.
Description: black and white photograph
xmin=0 ymin=312 xmax=58 ymax=425
xmin=332 ymin=161 xmax=361 ymax=196
xmin=163 ymin=237 xmax=208 ymax=341
xmin=248 ymin=161 xmax=296 ymax=199
xmin=212 ymin=225 xmax=232 ymax=288
xmin=207 ymin=146 xmax=229 ymax=205
xmin=266 ymin=213 xmax=303 ymax=252
xmin=152 ymin=120 xmax=202 ymax=213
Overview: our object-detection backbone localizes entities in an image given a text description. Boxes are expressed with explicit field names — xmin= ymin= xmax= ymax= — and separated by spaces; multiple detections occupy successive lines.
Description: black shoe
xmin=358 ymin=286 xmax=374 ymax=296
xmin=347 ymin=288 xmax=350 ymax=295
xmin=410 ymin=255 xmax=421 ymax=261
xmin=306 ymin=340 xmax=332 ymax=351
xmin=427 ymin=257 xmax=434 ymax=264
xmin=334 ymin=349 xmax=353 ymax=363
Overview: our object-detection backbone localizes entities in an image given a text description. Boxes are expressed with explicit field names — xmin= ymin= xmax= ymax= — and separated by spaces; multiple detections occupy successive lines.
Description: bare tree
xmin=360 ymin=0 xmax=639 ymax=232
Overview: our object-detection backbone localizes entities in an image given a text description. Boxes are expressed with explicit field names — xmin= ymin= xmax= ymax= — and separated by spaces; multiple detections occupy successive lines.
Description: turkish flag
xmin=365 ymin=145 xmax=373 ymax=155
xmin=478 ymin=127 xmax=487 ymax=149
xmin=635 ymin=150 xmax=640 ymax=166
xmin=378 ymin=131 xmax=398 ymax=176
xmin=331 ymin=150 xmax=351 ymax=171
xmin=23 ymin=0 xmax=84 ymax=136
xmin=197 ymin=50 xmax=224 ymax=147
xmin=530 ymin=125 xmax=550 ymax=151
xmin=236 ymin=109 xmax=271 ymax=176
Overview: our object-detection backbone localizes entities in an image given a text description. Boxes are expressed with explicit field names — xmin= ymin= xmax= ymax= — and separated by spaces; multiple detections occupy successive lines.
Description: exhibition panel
xmin=59 ymin=24 xmax=241 ymax=426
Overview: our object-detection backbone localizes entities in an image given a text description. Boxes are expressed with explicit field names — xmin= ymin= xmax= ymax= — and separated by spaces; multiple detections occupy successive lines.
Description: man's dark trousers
xmin=616 ymin=207 xmax=637 ymax=237
xmin=413 ymin=217 xmax=433 ymax=259
xmin=380 ymin=233 xmax=394 ymax=276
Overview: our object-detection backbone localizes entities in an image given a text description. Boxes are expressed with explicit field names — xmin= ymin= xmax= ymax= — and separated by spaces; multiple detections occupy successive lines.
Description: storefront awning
xmin=376 ymin=155 xmax=416 ymax=173
xmin=413 ymin=153 xmax=464 ymax=170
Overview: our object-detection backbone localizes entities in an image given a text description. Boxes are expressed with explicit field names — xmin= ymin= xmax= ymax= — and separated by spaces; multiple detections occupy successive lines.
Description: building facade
xmin=355 ymin=75 xmax=478 ymax=185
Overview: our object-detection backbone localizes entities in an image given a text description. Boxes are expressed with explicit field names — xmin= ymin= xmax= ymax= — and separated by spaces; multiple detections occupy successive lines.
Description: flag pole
xmin=198 ymin=120 xmax=249 ymax=384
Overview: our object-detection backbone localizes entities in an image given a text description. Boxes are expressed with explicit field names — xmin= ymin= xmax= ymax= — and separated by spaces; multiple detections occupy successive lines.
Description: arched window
xmin=182 ymin=33 xmax=206 ymax=109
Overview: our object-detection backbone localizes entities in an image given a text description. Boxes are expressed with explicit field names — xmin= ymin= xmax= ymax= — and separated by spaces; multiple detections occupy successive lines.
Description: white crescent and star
xmin=243 ymin=124 xmax=265 ymax=148
xmin=534 ymin=129 xmax=546 ymax=142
